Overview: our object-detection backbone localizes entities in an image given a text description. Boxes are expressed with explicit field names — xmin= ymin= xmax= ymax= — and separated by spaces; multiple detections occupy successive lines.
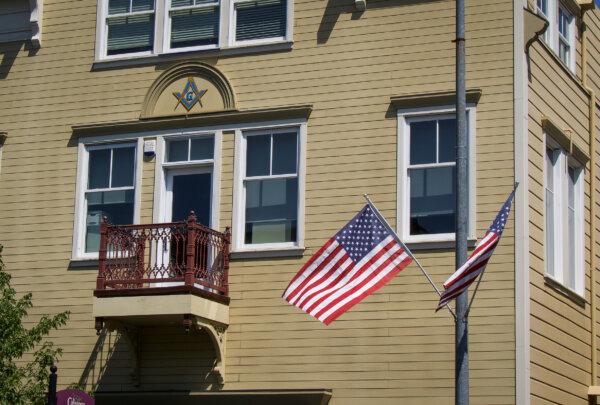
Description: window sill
xmin=230 ymin=247 xmax=305 ymax=260
xmin=92 ymin=41 xmax=293 ymax=71
xmin=544 ymin=274 xmax=586 ymax=307
xmin=406 ymin=238 xmax=477 ymax=251
xmin=68 ymin=258 xmax=99 ymax=269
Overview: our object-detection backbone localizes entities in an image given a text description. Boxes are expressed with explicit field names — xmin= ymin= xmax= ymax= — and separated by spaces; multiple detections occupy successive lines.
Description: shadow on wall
xmin=317 ymin=0 xmax=445 ymax=44
xmin=77 ymin=326 xmax=221 ymax=393
xmin=0 ymin=41 xmax=37 ymax=79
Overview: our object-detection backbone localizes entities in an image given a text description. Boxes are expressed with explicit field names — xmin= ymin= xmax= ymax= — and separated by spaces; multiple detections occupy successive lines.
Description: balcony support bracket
xmin=186 ymin=315 xmax=227 ymax=384
xmin=105 ymin=320 xmax=141 ymax=387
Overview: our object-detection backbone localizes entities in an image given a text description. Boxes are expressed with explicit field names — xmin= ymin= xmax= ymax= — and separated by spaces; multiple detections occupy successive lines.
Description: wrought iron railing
xmin=95 ymin=212 xmax=230 ymax=296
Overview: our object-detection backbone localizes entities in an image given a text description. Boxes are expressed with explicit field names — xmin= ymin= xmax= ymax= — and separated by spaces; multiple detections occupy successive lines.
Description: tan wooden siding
xmin=0 ymin=0 xmax=516 ymax=404
xmin=526 ymin=3 xmax=597 ymax=402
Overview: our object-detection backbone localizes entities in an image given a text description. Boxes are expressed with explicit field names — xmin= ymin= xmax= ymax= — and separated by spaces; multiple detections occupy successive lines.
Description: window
xmin=544 ymin=141 xmax=584 ymax=295
xmin=397 ymin=106 xmax=475 ymax=244
xmin=535 ymin=0 xmax=576 ymax=72
xmin=166 ymin=136 xmax=214 ymax=162
xmin=73 ymin=142 xmax=140 ymax=259
xmin=536 ymin=0 xmax=549 ymax=42
xmin=233 ymin=125 xmax=305 ymax=252
xmin=96 ymin=0 xmax=293 ymax=60
xmin=105 ymin=0 xmax=155 ymax=56
xmin=558 ymin=5 xmax=573 ymax=67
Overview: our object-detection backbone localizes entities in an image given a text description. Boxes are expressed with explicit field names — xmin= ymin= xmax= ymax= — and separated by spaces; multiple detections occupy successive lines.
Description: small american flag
xmin=283 ymin=204 xmax=413 ymax=325
xmin=436 ymin=188 xmax=516 ymax=311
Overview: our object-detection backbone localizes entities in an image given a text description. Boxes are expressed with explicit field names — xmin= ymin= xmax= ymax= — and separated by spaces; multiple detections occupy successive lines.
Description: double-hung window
xmin=96 ymin=0 xmax=293 ymax=60
xmin=167 ymin=0 xmax=220 ymax=51
xmin=535 ymin=0 xmax=576 ymax=72
xmin=74 ymin=143 xmax=139 ymax=259
xmin=397 ymin=106 xmax=475 ymax=245
xmin=105 ymin=0 xmax=155 ymax=56
xmin=233 ymin=126 xmax=305 ymax=252
xmin=544 ymin=141 xmax=584 ymax=295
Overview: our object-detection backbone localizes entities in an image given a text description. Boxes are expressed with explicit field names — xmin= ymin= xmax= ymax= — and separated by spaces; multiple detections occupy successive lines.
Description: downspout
xmin=581 ymin=3 xmax=598 ymax=392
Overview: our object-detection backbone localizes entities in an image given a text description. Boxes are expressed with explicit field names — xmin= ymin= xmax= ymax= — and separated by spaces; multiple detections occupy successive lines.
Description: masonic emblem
xmin=173 ymin=77 xmax=207 ymax=111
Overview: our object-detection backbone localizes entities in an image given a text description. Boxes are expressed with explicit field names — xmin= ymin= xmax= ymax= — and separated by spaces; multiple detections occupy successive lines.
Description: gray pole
xmin=455 ymin=0 xmax=469 ymax=403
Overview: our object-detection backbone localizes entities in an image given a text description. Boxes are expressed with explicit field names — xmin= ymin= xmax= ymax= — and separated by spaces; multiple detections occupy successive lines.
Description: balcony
xmin=92 ymin=212 xmax=231 ymax=383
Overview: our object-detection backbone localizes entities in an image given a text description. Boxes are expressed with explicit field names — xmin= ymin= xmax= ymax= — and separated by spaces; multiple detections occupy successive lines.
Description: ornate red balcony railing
xmin=95 ymin=212 xmax=230 ymax=297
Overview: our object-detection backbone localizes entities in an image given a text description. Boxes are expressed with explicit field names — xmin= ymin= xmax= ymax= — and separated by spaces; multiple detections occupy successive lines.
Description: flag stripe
xmin=321 ymin=253 xmax=412 ymax=325
xmin=283 ymin=239 xmax=338 ymax=300
xmin=295 ymin=257 xmax=354 ymax=309
xmin=315 ymin=246 xmax=407 ymax=321
xmin=288 ymin=247 xmax=347 ymax=305
xmin=443 ymin=233 xmax=498 ymax=289
xmin=309 ymin=237 xmax=399 ymax=317
xmin=298 ymin=236 xmax=397 ymax=314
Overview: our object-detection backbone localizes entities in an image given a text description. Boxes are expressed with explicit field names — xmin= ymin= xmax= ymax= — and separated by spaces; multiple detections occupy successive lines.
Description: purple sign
xmin=56 ymin=389 xmax=95 ymax=405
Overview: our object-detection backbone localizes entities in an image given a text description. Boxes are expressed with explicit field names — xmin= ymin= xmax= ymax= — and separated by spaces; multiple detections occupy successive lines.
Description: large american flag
xmin=436 ymin=189 xmax=516 ymax=311
xmin=283 ymin=204 xmax=413 ymax=325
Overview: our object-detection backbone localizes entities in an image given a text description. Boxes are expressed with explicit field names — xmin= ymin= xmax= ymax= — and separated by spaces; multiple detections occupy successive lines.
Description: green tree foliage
xmin=0 ymin=246 xmax=69 ymax=405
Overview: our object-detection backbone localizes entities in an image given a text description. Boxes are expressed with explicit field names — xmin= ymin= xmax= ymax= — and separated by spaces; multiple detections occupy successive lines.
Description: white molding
xmin=28 ymin=0 xmax=42 ymax=47
xmin=71 ymin=139 xmax=141 ymax=261
xmin=96 ymin=0 xmax=293 ymax=61
xmin=514 ymin=2 xmax=530 ymax=404
xmin=396 ymin=104 xmax=476 ymax=245
xmin=231 ymin=121 xmax=306 ymax=252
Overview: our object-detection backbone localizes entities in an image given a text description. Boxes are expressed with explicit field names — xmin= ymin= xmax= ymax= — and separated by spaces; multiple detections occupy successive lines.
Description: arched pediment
xmin=141 ymin=62 xmax=236 ymax=118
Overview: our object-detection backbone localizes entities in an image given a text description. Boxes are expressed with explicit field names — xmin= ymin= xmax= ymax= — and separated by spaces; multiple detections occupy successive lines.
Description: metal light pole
xmin=455 ymin=0 xmax=469 ymax=403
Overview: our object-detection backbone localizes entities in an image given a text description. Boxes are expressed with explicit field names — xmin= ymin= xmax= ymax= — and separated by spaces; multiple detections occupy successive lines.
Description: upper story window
xmin=397 ymin=105 xmax=476 ymax=245
xmin=96 ymin=0 xmax=293 ymax=60
xmin=232 ymin=123 xmax=306 ymax=253
xmin=544 ymin=139 xmax=584 ymax=296
xmin=73 ymin=141 xmax=141 ymax=260
xmin=536 ymin=0 xmax=576 ymax=72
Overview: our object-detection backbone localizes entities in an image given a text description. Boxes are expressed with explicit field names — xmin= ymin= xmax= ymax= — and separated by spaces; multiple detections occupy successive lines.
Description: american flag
xmin=283 ymin=204 xmax=413 ymax=325
xmin=436 ymin=189 xmax=516 ymax=311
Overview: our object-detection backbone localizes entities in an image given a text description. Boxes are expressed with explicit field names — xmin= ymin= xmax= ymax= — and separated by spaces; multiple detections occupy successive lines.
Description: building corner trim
xmin=515 ymin=3 xmax=531 ymax=405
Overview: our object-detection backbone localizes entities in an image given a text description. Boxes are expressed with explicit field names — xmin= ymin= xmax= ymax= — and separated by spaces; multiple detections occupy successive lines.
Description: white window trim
xmin=232 ymin=120 xmax=306 ymax=253
xmin=543 ymin=135 xmax=584 ymax=296
xmin=152 ymin=130 xmax=222 ymax=231
xmin=95 ymin=0 xmax=293 ymax=61
xmin=396 ymin=104 xmax=476 ymax=245
xmin=72 ymin=137 xmax=143 ymax=261
xmin=536 ymin=0 xmax=576 ymax=72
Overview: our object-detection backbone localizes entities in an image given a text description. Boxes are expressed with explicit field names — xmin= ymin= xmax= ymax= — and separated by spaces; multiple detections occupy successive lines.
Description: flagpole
xmin=363 ymin=194 xmax=456 ymax=319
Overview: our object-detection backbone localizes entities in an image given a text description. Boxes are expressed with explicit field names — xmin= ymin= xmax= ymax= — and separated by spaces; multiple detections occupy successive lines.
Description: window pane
xmin=85 ymin=190 xmax=134 ymax=252
xmin=272 ymin=132 xmax=297 ymax=175
xmin=88 ymin=149 xmax=111 ymax=189
xmin=190 ymin=137 xmax=214 ymax=160
xmin=108 ymin=0 xmax=130 ymax=14
xmin=409 ymin=120 xmax=436 ymax=165
xmin=568 ymin=204 xmax=575 ymax=288
xmin=167 ymin=139 xmax=189 ymax=162
xmin=111 ymin=147 xmax=135 ymax=187
xmin=132 ymin=0 xmax=154 ymax=12
xmin=246 ymin=135 xmax=270 ymax=176
xmin=172 ymin=0 xmax=194 ymax=6
xmin=545 ymin=188 xmax=555 ymax=276
xmin=245 ymin=178 xmax=297 ymax=244
xmin=235 ymin=0 xmax=287 ymax=41
xmin=107 ymin=14 xmax=154 ymax=55
xmin=568 ymin=167 xmax=576 ymax=208
xmin=438 ymin=118 xmax=457 ymax=163
xmin=170 ymin=7 xmax=219 ymax=48
xmin=409 ymin=166 xmax=455 ymax=235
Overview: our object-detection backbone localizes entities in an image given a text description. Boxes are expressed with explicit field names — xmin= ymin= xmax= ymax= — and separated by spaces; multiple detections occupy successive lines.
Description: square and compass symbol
xmin=173 ymin=76 xmax=208 ymax=111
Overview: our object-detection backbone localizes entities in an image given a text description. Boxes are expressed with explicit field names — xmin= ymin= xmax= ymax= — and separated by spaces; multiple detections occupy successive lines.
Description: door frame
xmin=164 ymin=166 xmax=214 ymax=227
xmin=152 ymin=130 xmax=222 ymax=230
